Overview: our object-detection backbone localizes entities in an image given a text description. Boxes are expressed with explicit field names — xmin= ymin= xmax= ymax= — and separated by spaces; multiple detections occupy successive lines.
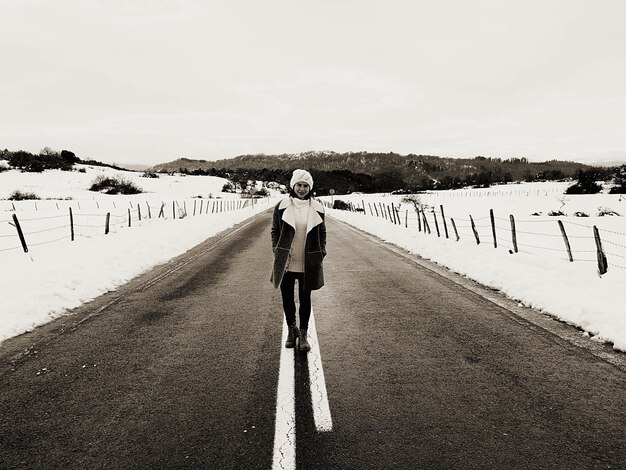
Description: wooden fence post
xmin=362 ymin=200 xmax=367 ymax=215
xmin=394 ymin=206 xmax=401 ymax=225
xmin=69 ymin=208 xmax=74 ymax=241
xmin=451 ymin=218 xmax=460 ymax=241
xmin=509 ymin=214 xmax=518 ymax=253
xmin=440 ymin=205 xmax=449 ymax=238
xmin=158 ymin=202 xmax=165 ymax=218
xmin=128 ymin=208 xmax=131 ymax=227
xmin=405 ymin=210 xmax=408 ymax=228
xmin=138 ymin=205 xmax=142 ymax=221
xmin=417 ymin=208 xmax=422 ymax=232
xmin=146 ymin=202 xmax=152 ymax=219
xmin=105 ymin=213 xmax=110 ymax=234
xmin=433 ymin=211 xmax=441 ymax=237
xmin=490 ymin=209 xmax=497 ymax=248
xmin=557 ymin=220 xmax=573 ymax=262
xmin=172 ymin=201 xmax=176 ymax=219
xmin=11 ymin=214 xmax=28 ymax=252
xmin=373 ymin=203 xmax=379 ymax=217
xmin=593 ymin=226 xmax=608 ymax=275
xmin=199 ymin=199 xmax=204 ymax=215
xmin=470 ymin=215 xmax=480 ymax=245
xmin=193 ymin=199 xmax=197 ymax=216
xmin=422 ymin=210 xmax=431 ymax=234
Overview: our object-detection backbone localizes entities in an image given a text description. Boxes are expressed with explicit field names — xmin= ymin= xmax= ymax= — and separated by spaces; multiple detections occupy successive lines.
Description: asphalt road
xmin=1 ymin=209 xmax=624 ymax=470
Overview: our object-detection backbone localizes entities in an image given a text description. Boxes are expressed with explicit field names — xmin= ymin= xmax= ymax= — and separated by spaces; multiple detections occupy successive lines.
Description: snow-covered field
xmin=0 ymin=164 xmax=276 ymax=343
xmin=320 ymin=184 xmax=626 ymax=351
xmin=2 ymin=166 xmax=626 ymax=353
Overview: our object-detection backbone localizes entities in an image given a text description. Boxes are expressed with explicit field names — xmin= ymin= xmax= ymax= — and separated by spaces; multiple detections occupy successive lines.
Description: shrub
xmin=8 ymin=190 xmax=40 ymax=200
xmin=547 ymin=210 xmax=565 ymax=216
xmin=142 ymin=169 xmax=159 ymax=178
xmin=565 ymin=169 xmax=603 ymax=194
xmin=573 ymin=211 xmax=589 ymax=217
xmin=89 ymin=175 xmax=142 ymax=195
xmin=597 ymin=207 xmax=620 ymax=216
xmin=333 ymin=199 xmax=350 ymax=210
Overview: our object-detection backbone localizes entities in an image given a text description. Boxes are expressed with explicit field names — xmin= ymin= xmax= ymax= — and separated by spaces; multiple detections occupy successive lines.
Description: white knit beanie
xmin=290 ymin=169 xmax=313 ymax=189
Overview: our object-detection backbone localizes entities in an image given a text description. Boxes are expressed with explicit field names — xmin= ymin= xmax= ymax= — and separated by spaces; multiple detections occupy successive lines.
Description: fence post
xmin=470 ymin=215 xmax=480 ymax=245
xmin=173 ymin=201 xmax=176 ymax=219
xmin=405 ymin=210 xmax=408 ymax=228
xmin=69 ymin=208 xmax=74 ymax=241
xmin=11 ymin=214 xmax=28 ymax=252
xmin=509 ymin=214 xmax=518 ymax=253
xmin=440 ymin=205 xmax=449 ymax=238
xmin=128 ymin=208 xmax=131 ymax=227
xmin=417 ymin=208 xmax=422 ymax=232
xmin=146 ymin=202 xmax=152 ymax=219
xmin=362 ymin=200 xmax=367 ymax=215
xmin=199 ymin=199 xmax=204 ymax=215
xmin=138 ymin=205 xmax=142 ymax=221
xmin=105 ymin=213 xmax=110 ymax=234
xmin=490 ymin=209 xmax=497 ymax=248
xmin=593 ymin=226 xmax=608 ymax=275
xmin=373 ymin=203 xmax=379 ymax=217
xmin=193 ymin=199 xmax=197 ymax=216
xmin=433 ymin=211 xmax=441 ymax=237
xmin=557 ymin=220 xmax=573 ymax=262
xmin=158 ymin=202 xmax=165 ymax=218
xmin=422 ymin=210 xmax=431 ymax=234
xmin=451 ymin=218 xmax=460 ymax=241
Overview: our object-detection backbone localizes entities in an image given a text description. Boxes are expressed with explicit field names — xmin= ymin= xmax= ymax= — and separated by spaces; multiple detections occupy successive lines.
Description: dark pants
xmin=280 ymin=271 xmax=312 ymax=330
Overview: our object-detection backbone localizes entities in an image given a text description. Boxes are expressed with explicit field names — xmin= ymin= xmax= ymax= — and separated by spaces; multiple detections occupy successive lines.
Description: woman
xmin=271 ymin=169 xmax=327 ymax=352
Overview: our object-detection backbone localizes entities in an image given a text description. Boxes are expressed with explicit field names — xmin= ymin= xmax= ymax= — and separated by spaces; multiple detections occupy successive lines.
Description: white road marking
xmin=307 ymin=309 xmax=333 ymax=432
xmin=272 ymin=321 xmax=296 ymax=470
xmin=272 ymin=308 xmax=333 ymax=469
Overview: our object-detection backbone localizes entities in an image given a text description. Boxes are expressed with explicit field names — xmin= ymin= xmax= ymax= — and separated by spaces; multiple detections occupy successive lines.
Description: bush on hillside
xmin=333 ymin=199 xmax=350 ymax=210
xmin=565 ymin=169 xmax=603 ymax=194
xmin=89 ymin=175 xmax=142 ymax=195
xmin=8 ymin=190 xmax=40 ymax=200
xmin=8 ymin=148 xmax=78 ymax=172
xmin=597 ymin=207 xmax=620 ymax=216
xmin=142 ymin=169 xmax=159 ymax=178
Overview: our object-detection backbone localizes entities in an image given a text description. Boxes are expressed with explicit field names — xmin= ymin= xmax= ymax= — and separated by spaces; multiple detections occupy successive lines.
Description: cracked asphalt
xmin=1 ymin=210 xmax=625 ymax=469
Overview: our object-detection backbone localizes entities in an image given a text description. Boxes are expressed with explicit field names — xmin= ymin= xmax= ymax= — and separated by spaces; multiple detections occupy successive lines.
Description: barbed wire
xmin=17 ymin=214 xmax=67 ymax=221
xmin=0 ymin=245 xmax=21 ymax=252
xmin=23 ymin=225 xmax=69 ymax=235
xmin=29 ymin=235 xmax=71 ymax=247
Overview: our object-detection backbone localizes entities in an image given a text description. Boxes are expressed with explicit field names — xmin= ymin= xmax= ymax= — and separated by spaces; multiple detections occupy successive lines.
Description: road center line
xmin=272 ymin=321 xmax=296 ymax=470
xmin=308 ymin=309 xmax=333 ymax=432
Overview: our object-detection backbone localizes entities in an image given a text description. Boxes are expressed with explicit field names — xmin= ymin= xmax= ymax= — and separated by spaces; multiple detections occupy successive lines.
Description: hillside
xmin=152 ymin=151 xmax=593 ymax=195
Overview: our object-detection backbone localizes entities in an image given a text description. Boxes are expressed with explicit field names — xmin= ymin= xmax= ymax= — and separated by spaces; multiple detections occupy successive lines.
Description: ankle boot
xmin=298 ymin=329 xmax=311 ymax=352
xmin=285 ymin=324 xmax=299 ymax=348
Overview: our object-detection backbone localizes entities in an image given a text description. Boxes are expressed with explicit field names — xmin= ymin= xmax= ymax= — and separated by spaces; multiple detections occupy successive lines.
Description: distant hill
xmin=152 ymin=151 xmax=594 ymax=195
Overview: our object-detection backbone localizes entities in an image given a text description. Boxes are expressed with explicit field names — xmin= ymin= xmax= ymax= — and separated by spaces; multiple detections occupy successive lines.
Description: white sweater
xmin=288 ymin=198 xmax=310 ymax=273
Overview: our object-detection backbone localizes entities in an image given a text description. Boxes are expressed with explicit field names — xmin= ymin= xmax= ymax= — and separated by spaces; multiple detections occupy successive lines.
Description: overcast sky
xmin=1 ymin=0 xmax=625 ymax=166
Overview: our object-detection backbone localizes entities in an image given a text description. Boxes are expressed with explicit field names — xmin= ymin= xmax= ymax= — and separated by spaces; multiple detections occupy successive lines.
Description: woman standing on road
xmin=271 ymin=169 xmax=327 ymax=352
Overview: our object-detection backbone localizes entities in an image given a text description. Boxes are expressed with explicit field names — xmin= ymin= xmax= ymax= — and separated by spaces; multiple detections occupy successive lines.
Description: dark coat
xmin=271 ymin=197 xmax=327 ymax=291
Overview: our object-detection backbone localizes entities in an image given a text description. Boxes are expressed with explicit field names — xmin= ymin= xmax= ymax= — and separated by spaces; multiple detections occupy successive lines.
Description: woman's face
xmin=294 ymin=182 xmax=310 ymax=199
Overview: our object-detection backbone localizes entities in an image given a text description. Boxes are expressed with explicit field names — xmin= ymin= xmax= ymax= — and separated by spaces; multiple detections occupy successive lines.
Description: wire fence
xmin=1 ymin=197 xmax=268 ymax=255
xmin=319 ymin=196 xmax=624 ymax=276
